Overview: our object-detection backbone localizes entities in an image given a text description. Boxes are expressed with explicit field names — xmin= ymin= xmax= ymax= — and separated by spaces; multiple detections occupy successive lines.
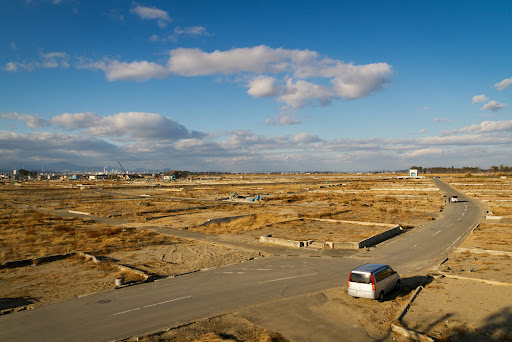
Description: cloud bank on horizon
xmin=1 ymin=1 xmax=511 ymax=171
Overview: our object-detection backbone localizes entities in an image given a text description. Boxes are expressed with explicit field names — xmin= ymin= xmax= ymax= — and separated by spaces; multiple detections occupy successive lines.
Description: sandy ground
xmin=398 ymin=247 xmax=512 ymax=341
xmin=3 ymin=174 xmax=511 ymax=341
xmin=0 ymin=256 xmax=142 ymax=311
xmin=403 ymin=276 xmax=512 ymax=341
xmin=107 ymin=243 xmax=261 ymax=276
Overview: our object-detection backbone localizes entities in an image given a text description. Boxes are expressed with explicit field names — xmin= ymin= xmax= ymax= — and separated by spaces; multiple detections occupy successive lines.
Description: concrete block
xmin=357 ymin=225 xmax=402 ymax=248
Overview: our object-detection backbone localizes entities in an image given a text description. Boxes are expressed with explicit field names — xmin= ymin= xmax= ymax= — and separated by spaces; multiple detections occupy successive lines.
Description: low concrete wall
xmin=259 ymin=235 xmax=304 ymax=248
xmin=0 ymin=253 xmax=74 ymax=269
xmin=357 ymin=225 xmax=402 ymax=248
xmin=309 ymin=218 xmax=395 ymax=228
xmin=331 ymin=242 xmax=360 ymax=249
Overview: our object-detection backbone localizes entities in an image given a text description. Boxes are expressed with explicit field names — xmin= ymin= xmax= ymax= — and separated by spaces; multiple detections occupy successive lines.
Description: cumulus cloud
xmin=51 ymin=112 xmax=101 ymax=129
xmin=164 ymin=45 xmax=392 ymax=108
xmin=1 ymin=112 xmax=48 ymax=129
xmin=279 ymin=79 xmax=335 ymax=108
xmin=481 ymin=100 xmax=507 ymax=112
xmin=7 ymin=45 xmax=392 ymax=110
xmin=51 ymin=112 xmax=203 ymax=141
xmin=102 ymin=60 xmax=169 ymax=81
xmin=130 ymin=5 xmax=171 ymax=28
xmin=495 ymin=77 xmax=512 ymax=91
xmin=2 ymin=111 xmax=204 ymax=142
xmin=247 ymin=76 xmax=281 ymax=98
xmin=472 ymin=94 xmax=488 ymax=103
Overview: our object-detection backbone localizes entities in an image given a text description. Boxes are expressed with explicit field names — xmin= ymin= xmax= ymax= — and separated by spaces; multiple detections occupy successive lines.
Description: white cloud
xmin=102 ymin=60 xmax=169 ymax=81
xmin=247 ymin=76 xmax=281 ymax=98
xmin=168 ymin=26 xmax=211 ymax=42
xmin=41 ymin=51 xmax=69 ymax=68
xmin=292 ymin=132 xmax=322 ymax=144
xmin=167 ymin=45 xmax=286 ymax=76
xmin=402 ymin=148 xmax=444 ymax=158
xmin=51 ymin=112 xmax=101 ymax=129
xmin=1 ymin=112 xmax=48 ymax=129
xmin=472 ymin=94 xmax=488 ymax=103
xmin=51 ymin=112 xmax=203 ymax=141
xmin=330 ymin=63 xmax=392 ymax=100
xmin=495 ymin=77 xmax=512 ymax=91
xmin=446 ymin=120 xmax=512 ymax=135
xmin=481 ymin=100 xmax=507 ymax=112
xmin=4 ymin=51 xmax=69 ymax=72
xmin=130 ymin=5 xmax=171 ymax=28
xmin=419 ymin=128 xmax=427 ymax=134
xmin=278 ymin=79 xmax=335 ymax=108
xmin=5 ymin=62 xmax=18 ymax=72
xmin=265 ymin=113 xmax=302 ymax=126
xmin=7 ymin=45 xmax=392 ymax=110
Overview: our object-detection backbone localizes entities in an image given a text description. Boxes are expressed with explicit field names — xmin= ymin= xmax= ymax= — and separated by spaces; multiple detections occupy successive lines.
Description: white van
xmin=347 ymin=264 xmax=400 ymax=302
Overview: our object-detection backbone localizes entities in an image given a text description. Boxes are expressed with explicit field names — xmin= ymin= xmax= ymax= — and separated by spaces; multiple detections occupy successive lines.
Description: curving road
xmin=0 ymin=179 xmax=484 ymax=341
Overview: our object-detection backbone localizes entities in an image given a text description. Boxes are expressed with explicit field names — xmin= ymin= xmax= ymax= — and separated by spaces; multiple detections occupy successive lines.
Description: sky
xmin=1 ymin=0 xmax=511 ymax=172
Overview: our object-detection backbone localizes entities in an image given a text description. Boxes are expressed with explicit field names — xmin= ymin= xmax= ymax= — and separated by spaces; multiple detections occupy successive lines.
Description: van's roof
xmin=351 ymin=264 xmax=389 ymax=273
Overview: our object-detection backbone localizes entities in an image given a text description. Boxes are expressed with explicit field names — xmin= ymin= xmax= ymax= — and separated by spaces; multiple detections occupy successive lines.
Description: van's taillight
xmin=348 ymin=272 xmax=352 ymax=287
xmin=371 ymin=274 xmax=376 ymax=291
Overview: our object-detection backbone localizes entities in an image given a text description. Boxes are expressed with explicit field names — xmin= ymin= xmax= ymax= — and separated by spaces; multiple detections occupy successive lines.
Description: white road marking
xmin=258 ymin=273 xmax=317 ymax=284
xmin=410 ymin=244 xmax=417 ymax=249
xmin=255 ymin=268 xmax=272 ymax=271
xmin=142 ymin=296 xmax=191 ymax=309
xmin=113 ymin=307 xmax=141 ymax=316
xmin=114 ymin=296 xmax=191 ymax=316
xmin=462 ymin=212 xmax=465 ymax=216
xmin=386 ymin=240 xmax=397 ymax=245
xmin=432 ymin=231 xmax=441 ymax=237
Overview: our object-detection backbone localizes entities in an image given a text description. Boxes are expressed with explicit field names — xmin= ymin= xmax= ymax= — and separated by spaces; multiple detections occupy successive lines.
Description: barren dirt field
xmin=3 ymin=173 xmax=510 ymax=341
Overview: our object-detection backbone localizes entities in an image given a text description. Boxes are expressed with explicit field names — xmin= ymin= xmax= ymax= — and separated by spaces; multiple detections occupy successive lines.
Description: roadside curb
xmin=437 ymin=271 xmax=512 ymax=286
xmin=390 ymin=277 xmax=435 ymax=342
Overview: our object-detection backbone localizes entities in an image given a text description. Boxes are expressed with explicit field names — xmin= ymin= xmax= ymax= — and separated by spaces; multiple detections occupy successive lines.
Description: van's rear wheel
xmin=378 ymin=291 xmax=385 ymax=302
xmin=395 ymin=280 xmax=401 ymax=291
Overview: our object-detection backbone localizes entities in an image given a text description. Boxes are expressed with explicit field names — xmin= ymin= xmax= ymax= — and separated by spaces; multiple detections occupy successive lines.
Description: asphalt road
xmin=0 ymin=179 xmax=484 ymax=341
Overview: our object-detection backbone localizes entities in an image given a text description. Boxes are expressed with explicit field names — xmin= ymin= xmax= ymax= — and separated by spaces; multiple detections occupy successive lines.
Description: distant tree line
xmin=411 ymin=165 xmax=511 ymax=174
xmin=18 ymin=169 xmax=38 ymax=177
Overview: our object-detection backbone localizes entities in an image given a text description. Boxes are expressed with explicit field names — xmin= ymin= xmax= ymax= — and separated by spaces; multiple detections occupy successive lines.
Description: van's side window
xmin=375 ymin=269 xmax=389 ymax=282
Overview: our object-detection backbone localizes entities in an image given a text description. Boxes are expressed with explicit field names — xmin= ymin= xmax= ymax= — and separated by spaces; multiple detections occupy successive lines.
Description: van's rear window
xmin=350 ymin=273 xmax=371 ymax=284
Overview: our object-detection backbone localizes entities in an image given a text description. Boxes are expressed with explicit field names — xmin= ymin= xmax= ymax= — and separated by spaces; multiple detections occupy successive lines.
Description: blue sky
xmin=1 ymin=0 xmax=511 ymax=172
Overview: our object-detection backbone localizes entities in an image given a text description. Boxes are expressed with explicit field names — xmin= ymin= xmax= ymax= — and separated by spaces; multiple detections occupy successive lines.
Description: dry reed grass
xmin=0 ymin=205 xmax=181 ymax=262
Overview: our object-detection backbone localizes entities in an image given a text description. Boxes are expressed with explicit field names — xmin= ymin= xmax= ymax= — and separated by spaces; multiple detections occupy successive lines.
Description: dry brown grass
xmin=0 ymin=205 xmax=181 ymax=262
xmin=1 ymin=174 xmax=444 ymax=241
xmin=192 ymin=213 xmax=295 ymax=235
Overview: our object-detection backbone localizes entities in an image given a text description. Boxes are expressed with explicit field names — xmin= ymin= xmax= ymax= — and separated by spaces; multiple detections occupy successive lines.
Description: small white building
xmin=409 ymin=169 xmax=418 ymax=177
